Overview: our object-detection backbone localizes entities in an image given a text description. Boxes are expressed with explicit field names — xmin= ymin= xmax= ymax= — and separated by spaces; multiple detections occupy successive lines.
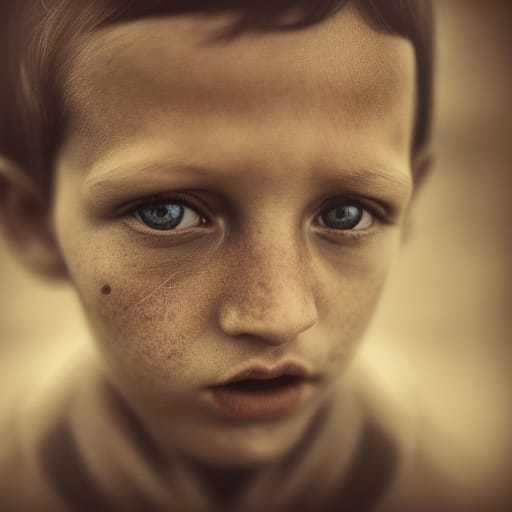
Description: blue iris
xmin=321 ymin=205 xmax=362 ymax=230
xmin=137 ymin=202 xmax=185 ymax=230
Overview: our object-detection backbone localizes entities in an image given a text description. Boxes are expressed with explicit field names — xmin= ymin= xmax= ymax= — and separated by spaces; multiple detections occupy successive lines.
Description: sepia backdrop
xmin=1 ymin=0 xmax=511 ymax=498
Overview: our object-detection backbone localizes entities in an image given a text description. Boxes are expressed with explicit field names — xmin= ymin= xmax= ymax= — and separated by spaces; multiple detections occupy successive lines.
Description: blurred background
xmin=1 ymin=0 xmax=511 ymax=502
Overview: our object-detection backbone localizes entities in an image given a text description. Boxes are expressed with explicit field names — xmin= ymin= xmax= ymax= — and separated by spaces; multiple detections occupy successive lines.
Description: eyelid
xmin=310 ymin=196 xmax=396 ymax=244
xmin=116 ymin=192 xmax=217 ymax=239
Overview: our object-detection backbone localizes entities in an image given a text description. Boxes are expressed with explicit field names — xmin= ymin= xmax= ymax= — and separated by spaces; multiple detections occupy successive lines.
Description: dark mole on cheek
xmin=101 ymin=284 xmax=112 ymax=296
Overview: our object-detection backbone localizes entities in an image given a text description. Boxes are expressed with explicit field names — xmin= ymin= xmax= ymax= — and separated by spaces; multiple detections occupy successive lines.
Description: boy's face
xmin=53 ymin=4 xmax=414 ymax=466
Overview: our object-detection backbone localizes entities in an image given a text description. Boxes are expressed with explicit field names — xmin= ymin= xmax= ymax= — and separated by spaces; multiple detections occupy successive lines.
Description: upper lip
xmin=211 ymin=361 xmax=318 ymax=387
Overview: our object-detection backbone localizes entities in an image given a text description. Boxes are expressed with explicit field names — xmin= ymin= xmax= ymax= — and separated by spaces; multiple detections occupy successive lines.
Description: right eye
xmin=134 ymin=199 xmax=205 ymax=231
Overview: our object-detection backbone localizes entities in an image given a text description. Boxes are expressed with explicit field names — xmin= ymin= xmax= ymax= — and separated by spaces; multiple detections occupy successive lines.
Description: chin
xmin=199 ymin=435 xmax=295 ymax=469
xmin=171 ymin=412 xmax=316 ymax=469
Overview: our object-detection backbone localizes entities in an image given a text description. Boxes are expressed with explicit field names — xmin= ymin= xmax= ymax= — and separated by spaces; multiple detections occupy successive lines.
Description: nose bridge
xmin=218 ymin=233 xmax=318 ymax=345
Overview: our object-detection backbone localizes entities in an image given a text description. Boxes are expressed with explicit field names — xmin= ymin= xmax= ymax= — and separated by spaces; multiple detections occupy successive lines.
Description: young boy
xmin=0 ymin=1 xmax=500 ymax=510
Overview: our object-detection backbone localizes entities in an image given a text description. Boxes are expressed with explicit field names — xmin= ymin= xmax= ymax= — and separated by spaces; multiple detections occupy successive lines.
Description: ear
xmin=401 ymin=150 xmax=435 ymax=245
xmin=0 ymin=156 xmax=68 ymax=279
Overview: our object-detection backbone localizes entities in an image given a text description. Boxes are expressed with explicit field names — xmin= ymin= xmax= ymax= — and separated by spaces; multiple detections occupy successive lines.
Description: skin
xmin=50 ymin=3 xmax=415 ymax=509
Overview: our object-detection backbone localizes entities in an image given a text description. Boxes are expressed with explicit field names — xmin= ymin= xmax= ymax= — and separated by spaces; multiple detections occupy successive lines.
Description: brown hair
xmin=0 ymin=0 xmax=434 ymax=203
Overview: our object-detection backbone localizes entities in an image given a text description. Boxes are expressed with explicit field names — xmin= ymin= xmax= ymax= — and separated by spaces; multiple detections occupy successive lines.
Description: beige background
xmin=1 ymin=0 xmax=511 ymax=493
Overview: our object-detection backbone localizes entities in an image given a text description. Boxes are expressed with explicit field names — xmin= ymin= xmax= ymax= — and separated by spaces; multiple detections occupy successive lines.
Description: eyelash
xmin=123 ymin=193 xmax=388 ymax=237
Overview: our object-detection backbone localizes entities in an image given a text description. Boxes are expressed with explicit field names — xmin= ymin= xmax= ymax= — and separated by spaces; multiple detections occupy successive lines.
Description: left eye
xmin=134 ymin=200 xmax=204 ymax=231
xmin=318 ymin=203 xmax=373 ymax=231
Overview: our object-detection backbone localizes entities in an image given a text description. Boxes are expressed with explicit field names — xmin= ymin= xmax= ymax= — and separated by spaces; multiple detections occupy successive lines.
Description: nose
xmin=218 ymin=240 xmax=318 ymax=346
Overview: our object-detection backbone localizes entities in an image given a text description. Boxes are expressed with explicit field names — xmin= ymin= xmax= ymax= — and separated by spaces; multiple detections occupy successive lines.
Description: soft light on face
xmin=53 ymin=4 xmax=415 ymax=467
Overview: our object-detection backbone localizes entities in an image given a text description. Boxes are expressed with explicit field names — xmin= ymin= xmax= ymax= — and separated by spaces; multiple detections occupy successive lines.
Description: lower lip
xmin=206 ymin=379 xmax=310 ymax=421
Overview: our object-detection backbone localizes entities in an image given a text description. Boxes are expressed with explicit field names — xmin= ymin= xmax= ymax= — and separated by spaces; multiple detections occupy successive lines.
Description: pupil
xmin=156 ymin=206 xmax=168 ymax=218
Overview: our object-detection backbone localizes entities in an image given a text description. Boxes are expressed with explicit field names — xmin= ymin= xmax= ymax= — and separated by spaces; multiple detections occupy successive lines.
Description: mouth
xmin=213 ymin=361 xmax=317 ymax=387
xmin=205 ymin=362 xmax=318 ymax=421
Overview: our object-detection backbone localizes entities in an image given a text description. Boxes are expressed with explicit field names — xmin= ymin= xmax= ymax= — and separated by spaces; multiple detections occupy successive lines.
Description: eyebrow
xmin=82 ymin=156 xmax=413 ymax=213
xmin=82 ymin=160 xmax=214 ymax=204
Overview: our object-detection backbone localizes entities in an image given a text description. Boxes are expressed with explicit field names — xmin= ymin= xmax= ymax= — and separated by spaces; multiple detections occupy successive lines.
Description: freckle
xmin=101 ymin=284 xmax=112 ymax=295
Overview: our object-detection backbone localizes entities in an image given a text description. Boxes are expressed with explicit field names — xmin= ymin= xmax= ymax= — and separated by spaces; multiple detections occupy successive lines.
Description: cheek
xmin=61 ymin=230 xmax=222 ymax=391
xmin=328 ymin=276 xmax=385 ymax=358
xmin=315 ymin=237 xmax=397 ymax=368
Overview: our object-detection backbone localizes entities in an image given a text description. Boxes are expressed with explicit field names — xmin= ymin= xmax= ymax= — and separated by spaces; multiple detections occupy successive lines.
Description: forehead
xmin=62 ymin=4 xmax=415 ymax=173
